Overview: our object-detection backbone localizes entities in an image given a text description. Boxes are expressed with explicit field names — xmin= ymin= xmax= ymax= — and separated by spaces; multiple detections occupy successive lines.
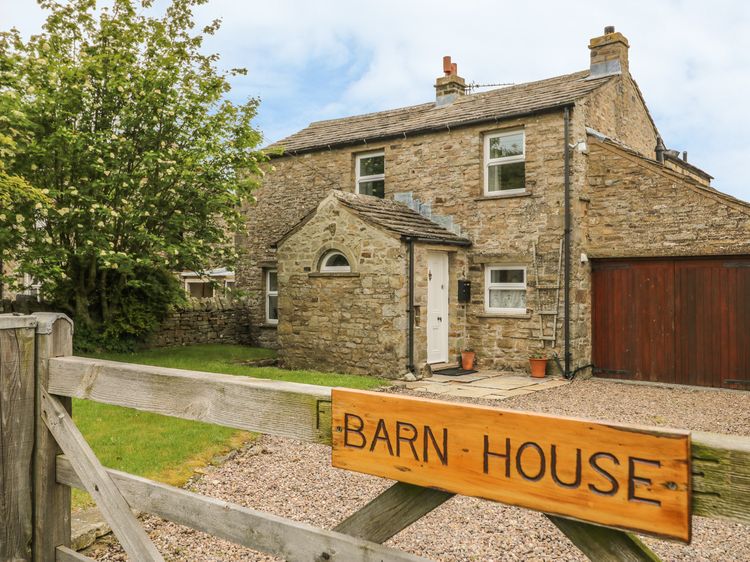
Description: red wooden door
xmin=592 ymin=260 xmax=675 ymax=382
xmin=674 ymin=259 xmax=750 ymax=388
xmin=592 ymin=257 xmax=750 ymax=388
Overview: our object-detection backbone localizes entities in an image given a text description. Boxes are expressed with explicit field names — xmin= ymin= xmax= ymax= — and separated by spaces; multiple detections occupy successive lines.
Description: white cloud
xmin=3 ymin=0 xmax=749 ymax=199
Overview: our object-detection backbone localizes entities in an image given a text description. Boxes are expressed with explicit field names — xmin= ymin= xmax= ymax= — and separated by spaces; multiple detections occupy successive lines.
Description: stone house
xmin=237 ymin=27 xmax=750 ymax=388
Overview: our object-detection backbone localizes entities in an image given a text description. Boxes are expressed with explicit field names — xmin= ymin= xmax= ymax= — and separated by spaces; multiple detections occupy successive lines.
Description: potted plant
xmin=461 ymin=349 xmax=476 ymax=371
xmin=529 ymin=356 xmax=547 ymax=378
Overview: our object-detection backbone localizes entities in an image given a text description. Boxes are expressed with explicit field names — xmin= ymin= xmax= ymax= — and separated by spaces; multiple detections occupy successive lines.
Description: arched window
xmin=319 ymin=251 xmax=351 ymax=273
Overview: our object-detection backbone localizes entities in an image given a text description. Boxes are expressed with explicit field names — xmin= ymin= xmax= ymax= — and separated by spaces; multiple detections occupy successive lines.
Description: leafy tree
xmin=0 ymin=0 xmax=265 ymax=347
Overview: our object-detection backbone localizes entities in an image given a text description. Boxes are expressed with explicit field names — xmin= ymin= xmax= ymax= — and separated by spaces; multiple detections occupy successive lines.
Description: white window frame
xmin=485 ymin=266 xmax=527 ymax=314
xmin=483 ymin=129 xmax=526 ymax=196
xmin=355 ymin=150 xmax=385 ymax=196
xmin=319 ymin=251 xmax=351 ymax=273
xmin=265 ymin=269 xmax=278 ymax=325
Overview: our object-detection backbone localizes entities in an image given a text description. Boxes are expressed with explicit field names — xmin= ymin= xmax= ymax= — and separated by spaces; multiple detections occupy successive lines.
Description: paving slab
xmin=445 ymin=373 xmax=490 ymax=383
xmin=412 ymin=384 xmax=454 ymax=394
xmin=470 ymin=377 xmax=540 ymax=390
xmin=442 ymin=386 xmax=501 ymax=398
xmin=426 ymin=374 xmax=459 ymax=383
xmin=404 ymin=381 xmax=431 ymax=390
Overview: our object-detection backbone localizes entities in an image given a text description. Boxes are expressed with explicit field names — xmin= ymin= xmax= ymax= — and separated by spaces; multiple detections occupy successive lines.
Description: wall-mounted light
xmin=569 ymin=140 xmax=589 ymax=154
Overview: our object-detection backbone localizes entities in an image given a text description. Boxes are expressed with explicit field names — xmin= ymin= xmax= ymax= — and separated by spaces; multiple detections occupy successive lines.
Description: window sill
xmin=261 ymin=323 xmax=278 ymax=329
xmin=476 ymin=312 xmax=532 ymax=319
xmin=474 ymin=192 xmax=531 ymax=201
xmin=308 ymin=272 xmax=360 ymax=278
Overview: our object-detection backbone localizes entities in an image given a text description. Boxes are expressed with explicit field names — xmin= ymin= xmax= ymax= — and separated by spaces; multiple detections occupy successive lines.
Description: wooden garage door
xmin=592 ymin=257 xmax=750 ymax=388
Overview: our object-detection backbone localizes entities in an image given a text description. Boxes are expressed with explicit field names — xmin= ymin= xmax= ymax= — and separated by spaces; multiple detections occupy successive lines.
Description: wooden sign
xmin=331 ymin=389 xmax=691 ymax=542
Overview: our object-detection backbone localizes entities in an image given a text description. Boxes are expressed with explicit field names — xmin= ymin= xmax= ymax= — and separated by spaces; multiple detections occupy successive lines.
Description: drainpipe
xmin=563 ymin=107 xmax=572 ymax=378
xmin=406 ymin=237 xmax=415 ymax=373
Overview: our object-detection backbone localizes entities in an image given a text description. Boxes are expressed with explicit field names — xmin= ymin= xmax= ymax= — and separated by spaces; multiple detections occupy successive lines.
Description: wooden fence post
xmin=0 ymin=314 xmax=38 ymax=562
xmin=31 ymin=313 xmax=73 ymax=562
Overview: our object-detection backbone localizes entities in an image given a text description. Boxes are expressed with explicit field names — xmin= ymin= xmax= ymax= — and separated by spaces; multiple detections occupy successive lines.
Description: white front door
xmin=427 ymin=252 xmax=449 ymax=364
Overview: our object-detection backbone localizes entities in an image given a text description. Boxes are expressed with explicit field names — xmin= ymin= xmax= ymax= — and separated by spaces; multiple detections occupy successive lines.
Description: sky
xmin=2 ymin=0 xmax=750 ymax=201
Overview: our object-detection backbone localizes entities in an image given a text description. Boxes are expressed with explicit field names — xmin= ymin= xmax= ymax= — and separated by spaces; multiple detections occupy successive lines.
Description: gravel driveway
xmin=87 ymin=378 xmax=750 ymax=561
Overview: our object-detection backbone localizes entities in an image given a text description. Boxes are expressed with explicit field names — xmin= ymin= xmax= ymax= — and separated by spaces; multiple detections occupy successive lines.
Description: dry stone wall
xmin=148 ymin=297 xmax=252 ymax=348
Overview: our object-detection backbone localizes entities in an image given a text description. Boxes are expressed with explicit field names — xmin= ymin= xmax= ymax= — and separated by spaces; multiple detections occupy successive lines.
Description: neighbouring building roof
xmin=269 ymin=70 xmax=613 ymax=154
xmin=276 ymin=191 xmax=472 ymax=247
xmin=180 ymin=267 xmax=235 ymax=278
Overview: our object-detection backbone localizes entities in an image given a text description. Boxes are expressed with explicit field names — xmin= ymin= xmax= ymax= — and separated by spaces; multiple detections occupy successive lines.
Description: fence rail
xmin=47 ymin=355 xmax=750 ymax=526
xmin=1 ymin=313 xmax=749 ymax=562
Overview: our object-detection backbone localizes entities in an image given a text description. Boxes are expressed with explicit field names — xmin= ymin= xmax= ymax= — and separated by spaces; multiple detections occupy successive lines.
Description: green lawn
xmin=74 ymin=344 xmax=388 ymax=508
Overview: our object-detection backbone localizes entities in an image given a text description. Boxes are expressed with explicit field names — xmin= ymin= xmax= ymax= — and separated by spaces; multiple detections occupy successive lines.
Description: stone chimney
xmin=435 ymin=56 xmax=466 ymax=106
xmin=589 ymin=26 xmax=629 ymax=78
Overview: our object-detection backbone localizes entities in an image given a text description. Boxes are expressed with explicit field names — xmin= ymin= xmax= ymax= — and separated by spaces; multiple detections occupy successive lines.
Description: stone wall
xmin=149 ymin=297 xmax=252 ymax=348
xmin=584 ymin=75 xmax=658 ymax=158
xmin=276 ymin=197 xmax=408 ymax=378
xmin=583 ymin=140 xmax=750 ymax=258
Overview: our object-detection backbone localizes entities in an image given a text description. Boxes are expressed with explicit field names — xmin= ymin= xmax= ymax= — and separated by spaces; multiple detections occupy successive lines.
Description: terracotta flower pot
xmin=461 ymin=350 xmax=476 ymax=370
xmin=529 ymin=358 xmax=547 ymax=378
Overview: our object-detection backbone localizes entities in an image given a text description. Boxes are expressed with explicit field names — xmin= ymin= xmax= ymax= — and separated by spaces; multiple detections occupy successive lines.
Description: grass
xmin=73 ymin=344 xmax=389 ymax=508
xmin=88 ymin=344 xmax=388 ymax=389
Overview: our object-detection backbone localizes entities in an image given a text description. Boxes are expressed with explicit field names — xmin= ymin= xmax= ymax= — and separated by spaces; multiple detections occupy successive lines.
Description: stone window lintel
xmin=308 ymin=272 xmax=361 ymax=278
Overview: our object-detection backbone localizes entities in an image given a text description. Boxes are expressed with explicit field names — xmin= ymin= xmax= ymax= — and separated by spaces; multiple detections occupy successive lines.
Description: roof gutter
xmin=270 ymin=103 xmax=577 ymax=158
xmin=400 ymin=235 xmax=472 ymax=247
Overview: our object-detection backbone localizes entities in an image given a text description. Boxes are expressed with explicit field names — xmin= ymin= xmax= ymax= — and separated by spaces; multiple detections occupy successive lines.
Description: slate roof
xmin=276 ymin=191 xmax=472 ymax=247
xmin=268 ymin=70 xmax=613 ymax=154
xmin=333 ymin=192 xmax=471 ymax=244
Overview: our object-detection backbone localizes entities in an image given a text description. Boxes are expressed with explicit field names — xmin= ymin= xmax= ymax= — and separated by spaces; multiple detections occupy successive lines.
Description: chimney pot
xmin=443 ymin=56 xmax=452 ymax=76
xmin=604 ymin=25 xmax=615 ymax=34
xmin=451 ymin=62 xmax=457 ymax=75
xmin=655 ymin=136 xmax=666 ymax=164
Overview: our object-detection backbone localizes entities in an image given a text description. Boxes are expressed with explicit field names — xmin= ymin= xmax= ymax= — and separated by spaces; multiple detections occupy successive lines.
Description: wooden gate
xmin=592 ymin=257 xmax=750 ymax=388
xmin=2 ymin=313 xmax=750 ymax=562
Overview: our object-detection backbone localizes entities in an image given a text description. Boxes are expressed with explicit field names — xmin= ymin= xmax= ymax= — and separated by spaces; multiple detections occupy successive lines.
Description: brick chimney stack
xmin=589 ymin=26 xmax=629 ymax=78
xmin=435 ymin=56 xmax=466 ymax=106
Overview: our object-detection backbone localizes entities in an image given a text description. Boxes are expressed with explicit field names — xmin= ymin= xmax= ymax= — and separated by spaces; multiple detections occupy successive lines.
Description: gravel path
xmin=85 ymin=378 xmax=750 ymax=561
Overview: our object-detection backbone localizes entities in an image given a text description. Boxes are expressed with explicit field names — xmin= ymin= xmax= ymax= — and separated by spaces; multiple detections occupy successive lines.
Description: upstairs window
xmin=355 ymin=150 xmax=385 ymax=198
xmin=485 ymin=266 xmax=526 ymax=313
xmin=265 ymin=269 xmax=278 ymax=324
xmin=319 ymin=251 xmax=351 ymax=273
xmin=484 ymin=130 xmax=525 ymax=195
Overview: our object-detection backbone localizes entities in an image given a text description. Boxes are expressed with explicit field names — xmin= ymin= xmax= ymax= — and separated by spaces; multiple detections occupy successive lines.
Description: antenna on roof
xmin=464 ymin=81 xmax=515 ymax=93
